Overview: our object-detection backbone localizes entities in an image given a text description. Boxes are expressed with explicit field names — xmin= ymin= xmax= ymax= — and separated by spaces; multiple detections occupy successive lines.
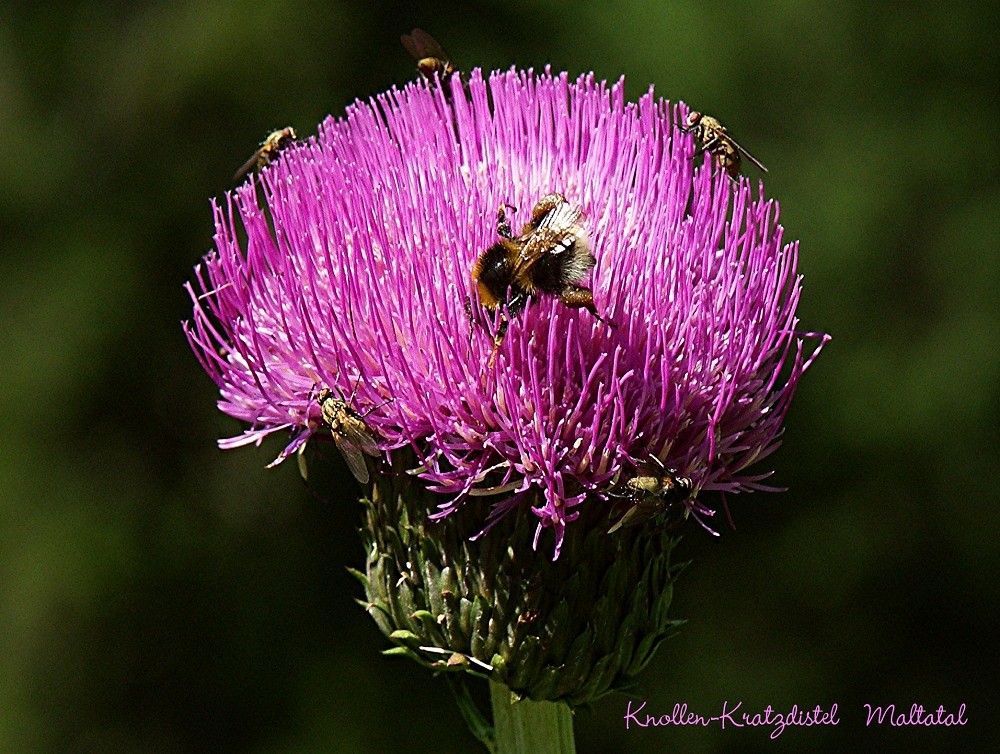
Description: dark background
xmin=1 ymin=1 xmax=997 ymax=752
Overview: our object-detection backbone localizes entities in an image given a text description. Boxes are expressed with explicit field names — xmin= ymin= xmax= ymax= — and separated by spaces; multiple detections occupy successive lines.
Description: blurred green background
xmin=2 ymin=0 xmax=997 ymax=752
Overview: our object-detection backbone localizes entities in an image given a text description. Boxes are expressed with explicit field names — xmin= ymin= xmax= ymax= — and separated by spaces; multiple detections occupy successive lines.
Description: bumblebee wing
xmin=511 ymin=201 xmax=586 ymax=275
xmin=508 ymin=234 xmax=546 ymax=280
xmin=333 ymin=433 xmax=371 ymax=484
xmin=533 ymin=198 xmax=582 ymax=237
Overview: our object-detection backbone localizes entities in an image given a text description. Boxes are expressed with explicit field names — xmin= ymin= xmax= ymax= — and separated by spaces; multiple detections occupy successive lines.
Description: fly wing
xmin=401 ymin=28 xmax=449 ymax=64
xmin=728 ymin=136 xmax=767 ymax=172
xmin=296 ymin=444 xmax=309 ymax=482
xmin=608 ymin=500 xmax=653 ymax=533
xmin=334 ymin=433 xmax=371 ymax=484
xmin=340 ymin=420 xmax=381 ymax=457
xmin=232 ymin=148 xmax=264 ymax=183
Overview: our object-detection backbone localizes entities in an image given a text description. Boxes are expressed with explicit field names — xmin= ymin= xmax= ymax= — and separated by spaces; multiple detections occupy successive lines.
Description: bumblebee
xmin=400 ymin=28 xmax=456 ymax=81
xmin=315 ymin=385 xmax=384 ymax=485
xmin=681 ymin=111 xmax=766 ymax=179
xmin=471 ymin=193 xmax=607 ymax=364
xmin=607 ymin=454 xmax=694 ymax=533
xmin=233 ymin=127 xmax=298 ymax=183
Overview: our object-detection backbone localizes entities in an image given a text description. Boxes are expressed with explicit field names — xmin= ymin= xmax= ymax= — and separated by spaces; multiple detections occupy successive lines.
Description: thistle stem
xmin=490 ymin=680 xmax=576 ymax=754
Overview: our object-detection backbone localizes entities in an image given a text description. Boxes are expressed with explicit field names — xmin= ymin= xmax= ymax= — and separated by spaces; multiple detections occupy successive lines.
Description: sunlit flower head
xmin=185 ymin=67 xmax=826 ymax=558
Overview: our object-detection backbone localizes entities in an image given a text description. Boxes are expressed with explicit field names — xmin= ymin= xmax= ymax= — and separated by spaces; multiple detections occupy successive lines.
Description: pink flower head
xmin=185 ymin=67 xmax=827 ymax=558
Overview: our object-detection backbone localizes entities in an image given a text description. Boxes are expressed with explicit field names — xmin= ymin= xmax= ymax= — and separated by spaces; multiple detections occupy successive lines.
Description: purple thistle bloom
xmin=185 ymin=67 xmax=827 ymax=558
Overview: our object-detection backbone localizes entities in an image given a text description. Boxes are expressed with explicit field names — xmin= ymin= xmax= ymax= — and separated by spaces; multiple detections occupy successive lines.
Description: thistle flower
xmin=184 ymin=67 xmax=826 ymax=705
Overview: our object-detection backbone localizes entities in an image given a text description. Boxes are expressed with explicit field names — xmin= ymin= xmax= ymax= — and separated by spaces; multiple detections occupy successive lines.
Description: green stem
xmin=447 ymin=676 xmax=496 ymax=753
xmin=489 ymin=680 xmax=576 ymax=754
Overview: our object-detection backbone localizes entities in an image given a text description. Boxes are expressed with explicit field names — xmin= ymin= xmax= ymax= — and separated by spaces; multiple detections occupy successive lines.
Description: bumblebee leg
xmin=505 ymin=291 xmax=529 ymax=319
xmin=558 ymin=285 xmax=594 ymax=312
xmin=496 ymin=203 xmax=516 ymax=239
xmin=525 ymin=193 xmax=566 ymax=231
xmin=559 ymin=285 xmax=612 ymax=326
xmin=487 ymin=318 xmax=509 ymax=368
xmin=485 ymin=292 xmax=528 ymax=367
xmin=494 ymin=317 xmax=510 ymax=344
